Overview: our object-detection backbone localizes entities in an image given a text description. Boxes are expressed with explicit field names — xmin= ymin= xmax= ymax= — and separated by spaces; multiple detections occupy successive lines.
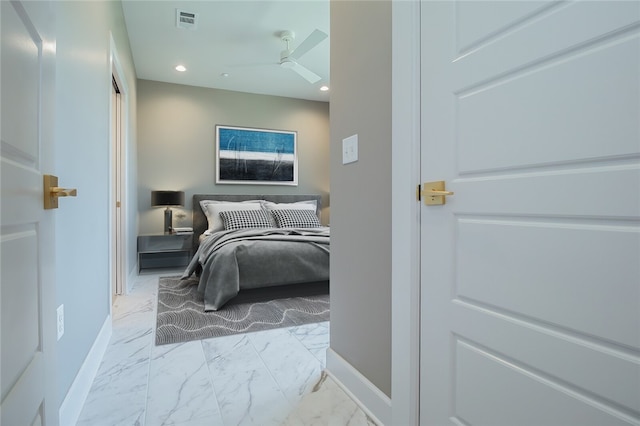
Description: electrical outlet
xmin=57 ymin=304 xmax=64 ymax=340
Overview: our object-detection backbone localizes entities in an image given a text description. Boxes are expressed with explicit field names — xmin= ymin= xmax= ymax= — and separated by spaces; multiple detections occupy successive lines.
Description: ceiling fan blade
xmin=290 ymin=29 xmax=328 ymax=60
xmin=290 ymin=62 xmax=322 ymax=84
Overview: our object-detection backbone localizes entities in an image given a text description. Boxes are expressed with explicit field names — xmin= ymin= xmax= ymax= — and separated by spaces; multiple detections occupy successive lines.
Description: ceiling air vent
xmin=176 ymin=9 xmax=198 ymax=30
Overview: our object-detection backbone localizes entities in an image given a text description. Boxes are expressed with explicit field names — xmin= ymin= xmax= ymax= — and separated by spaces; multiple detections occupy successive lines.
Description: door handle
xmin=51 ymin=187 xmax=77 ymax=197
xmin=423 ymin=189 xmax=453 ymax=197
xmin=44 ymin=174 xmax=77 ymax=209
xmin=421 ymin=180 xmax=453 ymax=206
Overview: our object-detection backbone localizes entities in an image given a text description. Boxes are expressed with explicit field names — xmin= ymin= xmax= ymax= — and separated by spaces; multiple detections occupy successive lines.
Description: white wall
xmin=136 ymin=79 xmax=330 ymax=233
xmin=54 ymin=0 xmax=136 ymax=407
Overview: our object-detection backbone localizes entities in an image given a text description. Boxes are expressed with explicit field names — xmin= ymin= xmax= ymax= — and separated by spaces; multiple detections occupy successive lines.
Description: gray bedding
xmin=182 ymin=227 xmax=330 ymax=311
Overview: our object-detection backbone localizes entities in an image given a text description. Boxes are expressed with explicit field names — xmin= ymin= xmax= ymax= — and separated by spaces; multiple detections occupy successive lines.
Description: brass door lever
xmin=51 ymin=187 xmax=77 ymax=197
xmin=423 ymin=188 xmax=453 ymax=197
xmin=422 ymin=181 xmax=454 ymax=205
xmin=44 ymin=175 xmax=77 ymax=209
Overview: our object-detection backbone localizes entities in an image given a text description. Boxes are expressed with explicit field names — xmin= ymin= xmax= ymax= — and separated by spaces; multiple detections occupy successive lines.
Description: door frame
xmin=109 ymin=33 xmax=128 ymax=299
xmin=391 ymin=0 xmax=422 ymax=424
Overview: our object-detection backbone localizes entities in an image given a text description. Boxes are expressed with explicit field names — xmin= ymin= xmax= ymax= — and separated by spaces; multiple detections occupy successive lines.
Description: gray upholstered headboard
xmin=192 ymin=194 xmax=322 ymax=254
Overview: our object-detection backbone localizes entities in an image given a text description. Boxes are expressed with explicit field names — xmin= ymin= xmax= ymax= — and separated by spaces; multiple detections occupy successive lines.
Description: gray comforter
xmin=182 ymin=227 xmax=330 ymax=311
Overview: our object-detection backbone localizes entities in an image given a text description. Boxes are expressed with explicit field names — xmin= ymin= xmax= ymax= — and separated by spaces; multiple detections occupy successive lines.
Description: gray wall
xmin=329 ymin=1 xmax=392 ymax=396
xmin=136 ymin=80 xmax=330 ymax=233
xmin=54 ymin=0 xmax=137 ymax=406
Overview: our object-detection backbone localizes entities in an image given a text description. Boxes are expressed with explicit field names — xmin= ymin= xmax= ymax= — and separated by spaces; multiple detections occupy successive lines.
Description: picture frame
xmin=215 ymin=125 xmax=298 ymax=186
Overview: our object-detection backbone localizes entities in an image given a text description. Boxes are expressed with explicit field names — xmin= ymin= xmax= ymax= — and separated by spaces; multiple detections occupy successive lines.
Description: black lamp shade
xmin=151 ymin=190 xmax=184 ymax=207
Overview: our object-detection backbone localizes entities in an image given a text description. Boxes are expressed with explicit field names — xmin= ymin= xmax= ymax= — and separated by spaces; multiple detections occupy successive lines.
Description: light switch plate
xmin=342 ymin=134 xmax=358 ymax=164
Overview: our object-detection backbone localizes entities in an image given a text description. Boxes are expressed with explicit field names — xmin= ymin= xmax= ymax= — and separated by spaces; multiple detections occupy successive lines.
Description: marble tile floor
xmin=76 ymin=271 xmax=376 ymax=426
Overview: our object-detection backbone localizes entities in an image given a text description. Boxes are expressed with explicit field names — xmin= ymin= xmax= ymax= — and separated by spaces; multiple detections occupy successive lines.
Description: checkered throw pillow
xmin=271 ymin=209 xmax=321 ymax=228
xmin=219 ymin=209 xmax=274 ymax=230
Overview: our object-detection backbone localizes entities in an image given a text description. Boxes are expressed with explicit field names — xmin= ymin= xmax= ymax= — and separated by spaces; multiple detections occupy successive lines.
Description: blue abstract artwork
xmin=216 ymin=125 xmax=297 ymax=185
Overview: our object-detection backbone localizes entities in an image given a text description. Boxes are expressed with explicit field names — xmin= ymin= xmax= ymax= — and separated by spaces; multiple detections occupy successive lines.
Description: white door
xmin=1 ymin=1 xmax=58 ymax=425
xmin=420 ymin=1 xmax=640 ymax=425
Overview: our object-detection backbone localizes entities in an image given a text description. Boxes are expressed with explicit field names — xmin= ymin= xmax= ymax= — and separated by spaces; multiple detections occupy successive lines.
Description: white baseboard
xmin=59 ymin=315 xmax=112 ymax=426
xmin=326 ymin=348 xmax=392 ymax=426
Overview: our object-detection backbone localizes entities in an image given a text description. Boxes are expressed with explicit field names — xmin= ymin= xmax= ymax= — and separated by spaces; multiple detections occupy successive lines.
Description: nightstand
xmin=137 ymin=234 xmax=192 ymax=272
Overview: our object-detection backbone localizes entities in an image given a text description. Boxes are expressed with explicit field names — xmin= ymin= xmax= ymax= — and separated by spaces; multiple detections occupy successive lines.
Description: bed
xmin=182 ymin=194 xmax=330 ymax=311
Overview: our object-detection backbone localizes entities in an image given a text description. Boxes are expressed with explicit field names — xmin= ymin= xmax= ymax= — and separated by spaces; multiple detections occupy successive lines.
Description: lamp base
xmin=164 ymin=207 xmax=172 ymax=234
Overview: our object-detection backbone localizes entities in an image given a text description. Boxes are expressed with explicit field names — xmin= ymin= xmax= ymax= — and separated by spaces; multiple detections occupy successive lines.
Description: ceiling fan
xmin=276 ymin=29 xmax=327 ymax=84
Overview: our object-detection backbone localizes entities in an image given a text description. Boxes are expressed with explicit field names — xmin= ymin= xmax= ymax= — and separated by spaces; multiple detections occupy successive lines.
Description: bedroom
xmin=129 ymin=4 xmax=393 ymax=422
xmin=101 ymin=0 xmax=384 ymax=421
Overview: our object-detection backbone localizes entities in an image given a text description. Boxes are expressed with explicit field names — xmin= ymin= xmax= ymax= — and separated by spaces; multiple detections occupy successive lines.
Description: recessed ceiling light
xmin=320 ymin=85 xmax=329 ymax=92
xmin=221 ymin=73 xmax=230 ymax=78
xmin=175 ymin=65 xmax=187 ymax=72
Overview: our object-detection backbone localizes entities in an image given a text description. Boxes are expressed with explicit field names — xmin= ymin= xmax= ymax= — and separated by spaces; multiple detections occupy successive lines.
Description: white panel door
xmin=420 ymin=1 xmax=639 ymax=425
xmin=1 ymin=1 xmax=58 ymax=425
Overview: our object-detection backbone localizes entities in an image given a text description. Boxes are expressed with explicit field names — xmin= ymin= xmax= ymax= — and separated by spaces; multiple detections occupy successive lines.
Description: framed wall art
xmin=215 ymin=125 xmax=298 ymax=185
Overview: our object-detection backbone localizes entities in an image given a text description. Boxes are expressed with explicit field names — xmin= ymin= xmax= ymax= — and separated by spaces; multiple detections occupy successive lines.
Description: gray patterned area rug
xmin=155 ymin=276 xmax=330 ymax=345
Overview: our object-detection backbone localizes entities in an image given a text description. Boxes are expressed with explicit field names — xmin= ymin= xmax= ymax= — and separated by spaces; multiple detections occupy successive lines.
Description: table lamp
xmin=151 ymin=190 xmax=185 ymax=234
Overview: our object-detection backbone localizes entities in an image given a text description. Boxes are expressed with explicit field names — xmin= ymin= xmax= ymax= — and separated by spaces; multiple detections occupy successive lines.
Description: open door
xmin=110 ymin=40 xmax=128 ymax=298
xmin=420 ymin=1 xmax=639 ymax=424
xmin=111 ymin=75 xmax=125 ymax=296
xmin=1 ymin=1 xmax=59 ymax=424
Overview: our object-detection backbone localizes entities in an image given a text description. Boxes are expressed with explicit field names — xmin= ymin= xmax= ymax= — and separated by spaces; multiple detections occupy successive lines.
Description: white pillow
xmin=199 ymin=200 xmax=262 ymax=233
xmin=260 ymin=199 xmax=317 ymax=213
